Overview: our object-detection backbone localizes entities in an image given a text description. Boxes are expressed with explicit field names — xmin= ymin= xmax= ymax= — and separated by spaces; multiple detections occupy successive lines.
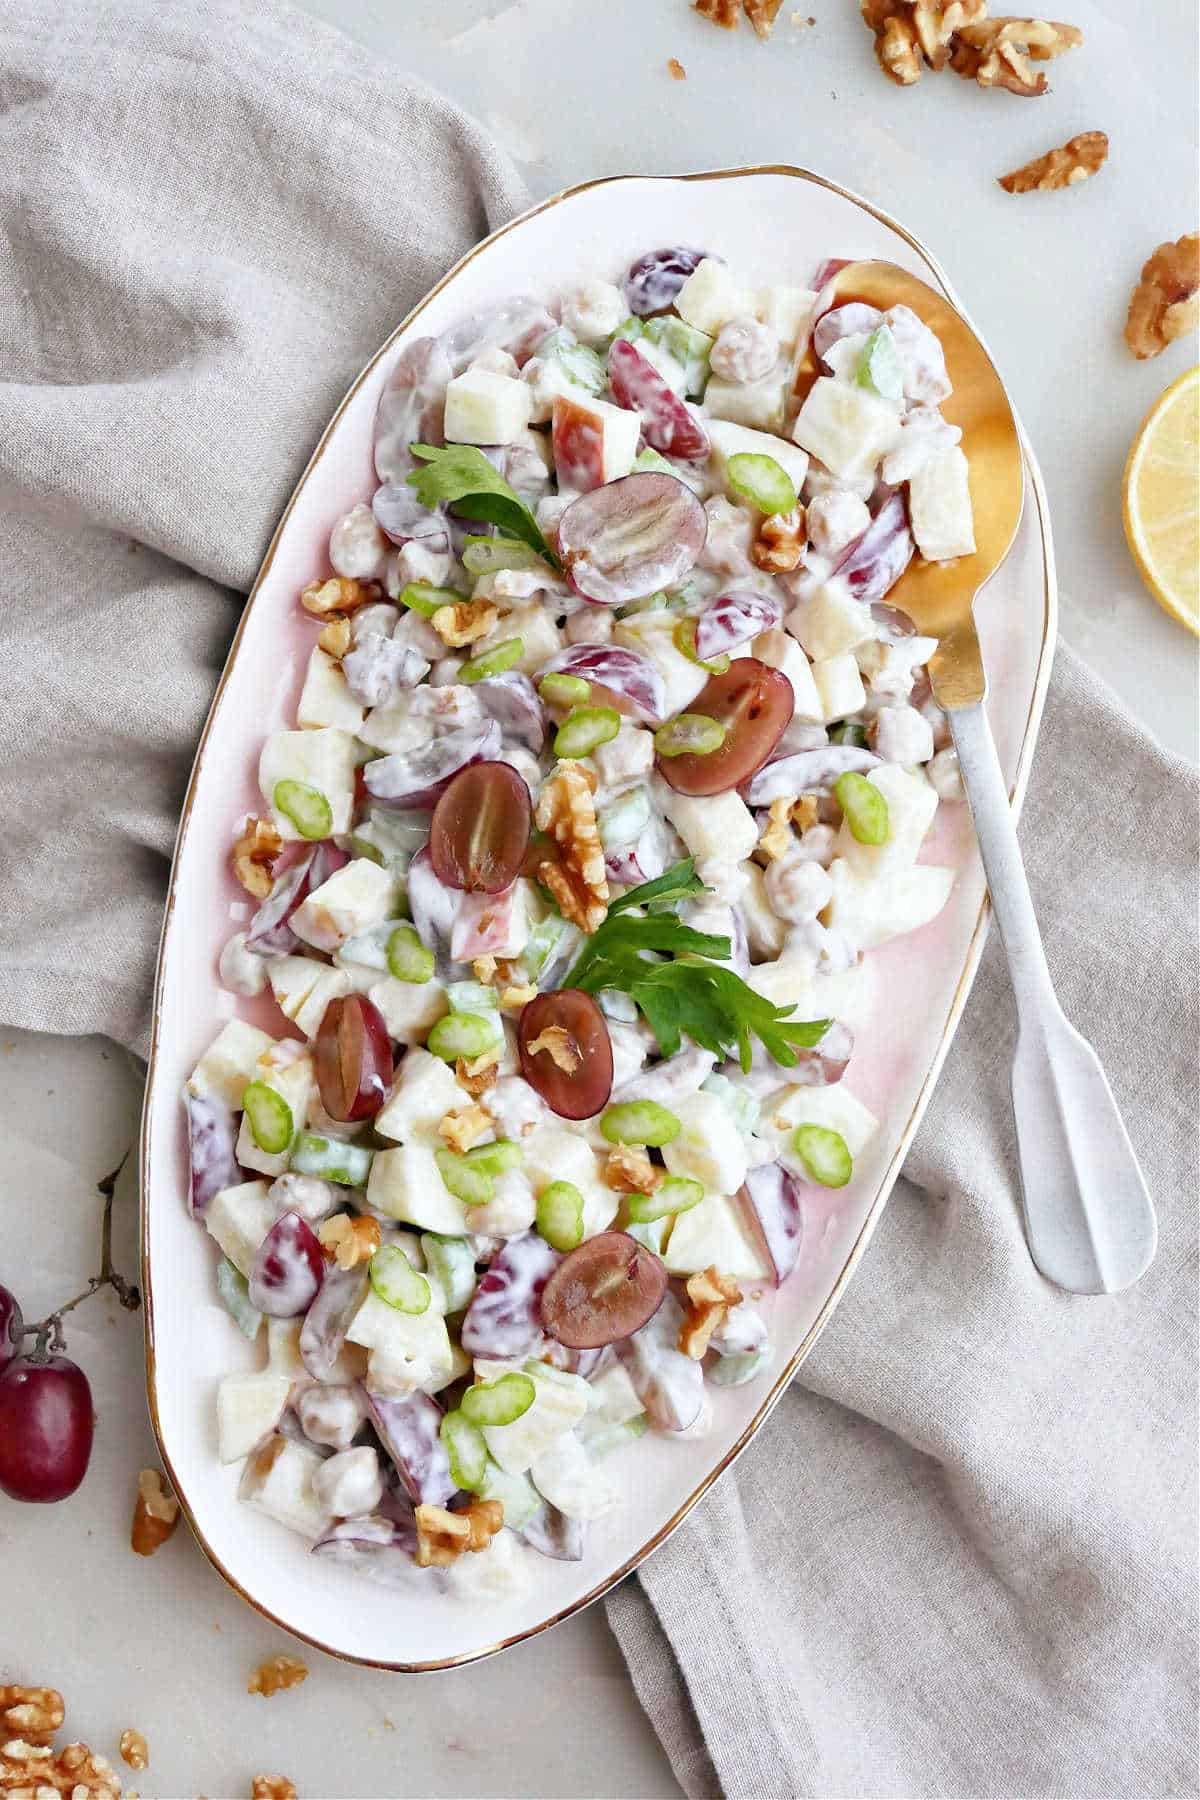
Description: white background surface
xmin=2 ymin=1 xmax=1195 ymax=1795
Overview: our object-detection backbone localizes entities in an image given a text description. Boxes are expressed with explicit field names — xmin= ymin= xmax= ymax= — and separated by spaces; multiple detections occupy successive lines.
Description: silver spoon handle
xmin=949 ymin=703 xmax=1157 ymax=1295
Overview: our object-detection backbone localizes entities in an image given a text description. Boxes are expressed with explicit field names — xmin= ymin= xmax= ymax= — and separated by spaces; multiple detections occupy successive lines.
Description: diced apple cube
xmin=786 ymin=583 xmax=874 ymax=660
xmin=483 ymin=1366 xmax=589 ymax=1475
xmin=791 ymin=378 xmax=901 ymax=481
xmin=611 ymin=613 xmax=707 ymax=718
xmin=754 ymin=285 xmax=816 ymax=349
xmin=582 ymin=1361 xmax=644 ymax=1427
xmin=530 ymin=1432 xmax=618 ymax=1521
xmin=740 ymin=860 xmax=786 ymax=960
xmin=187 ymin=1019 xmax=276 ymax=1108
xmin=703 ymin=363 xmax=791 ymax=434
xmin=908 ymin=447 xmax=975 ymax=561
xmin=522 ymin=1128 xmax=602 ymax=1196
xmin=296 ymin=646 xmax=365 ymax=733
xmin=706 ymin=419 xmax=809 ymax=499
xmin=811 ymin=653 xmax=866 ymax=724
xmin=662 ymin=788 xmax=759 ymax=865
xmin=450 ymin=880 xmax=532 ymax=963
xmin=236 ymin=1040 xmax=314 ymax=1177
xmin=835 ymin=764 xmax=938 ymax=879
xmin=291 ymin=859 xmax=400 ymax=954
xmin=746 ymin=952 xmax=816 ymax=1013
xmin=444 ymin=368 xmax=533 ymax=446
xmin=661 ymin=1092 xmax=749 ymax=1197
xmin=675 ymin=258 xmax=757 ymax=336
xmin=374 ymin=1048 xmax=466 ymax=1145
xmin=367 ymin=1144 xmax=471 ymax=1235
xmin=205 ymin=1180 xmax=277 ymax=1277
xmin=824 ymin=857 xmax=955 ymax=951
xmin=266 ymin=1316 xmax=307 ymax=1381
xmin=748 ymin=628 xmax=823 ymax=723
xmin=259 ymin=728 xmax=358 ymax=841
xmin=217 ymin=1371 xmax=292 ymax=1464
xmin=267 ymin=955 xmax=352 ymax=1040
xmin=759 ymin=1082 xmax=880 ymax=1168
xmin=367 ymin=975 xmax=448 ymax=1045
xmin=346 ymin=1284 xmax=455 ymax=1397
xmin=551 ymin=393 xmax=640 ymax=492
xmin=483 ymin=602 xmax=562 ymax=673
xmin=443 ymin=1526 xmax=530 ymax=1601
xmin=663 ymin=1193 xmax=770 ymax=1282
xmin=238 ymin=1434 xmax=332 ymax=1539
xmin=787 ymin=958 xmax=873 ymax=1028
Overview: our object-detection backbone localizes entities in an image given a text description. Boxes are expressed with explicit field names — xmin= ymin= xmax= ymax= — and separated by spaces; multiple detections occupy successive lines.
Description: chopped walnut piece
xmin=744 ymin=0 xmax=785 ymax=36
xmin=472 ymin=954 xmax=499 ymax=984
xmin=903 ymin=0 xmax=988 ymax=68
xmin=758 ymin=797 xmax=797 ymax=862
xmin=431 ymin=600 xmax=499 ymax=647
xmin=299 ymin=576 xmax=379 ymax=618
xmin=231 ymin=817 xmax=283 ymax=900
xmin=667 ymin=56 xmax=688 ymax=78
xmin=1 ymin=1737 xmax=122 ymax=1798
xmin=1125 ymin=234 xmax=1200 ymax=360
xmin=247 ymin=1655 xmax=308 ymax=1698
xmin=525 ymin=1024 xmax=582 ymax=1074
xmin=317 ymin=1212 xmax=381 ymax=1270
xmin=499 ymin=983 xmax=537 ymax=1010
xmin=679 ymin=1266 xmax=743 ymax=1359
xmin=252 ymin=1780 xmax=298 ymax=1800
xmin=694 ymin=0 xmax=740 ymax=25
xmin=861 ymin=0 xmax=924 ymax=83
xmin=751 ymin=505 xmax=807 ymax=572
xmin=999 ymin=129 xmax=1107 ymax=192
xmin=438 ymin=1105 xmax=493 ymax=1154
xmin=792 ymin=793 xmax=820 ymax=831
xmin=130 ymin=1467 xmax=180 ymax=1556
xmin=604 ymin=1146 xmax=663 ymax=1193
xmin=949 ymin=17 xmax=1082 ymax=96
xmin=535 ymin=762 xmax=609 ymax=934
xmin=456 ymin=1049 xmax=501 ymax=1096
xmin=0 ymin=1687 xmax=64 ymax=1745
xmin=414 ymin=1499 xmax=504 ymax=1567
xmin=316 ymin=616 xmax=352 ymax=659
xmin=118 ymin=1731 xmax=148 ymax=1772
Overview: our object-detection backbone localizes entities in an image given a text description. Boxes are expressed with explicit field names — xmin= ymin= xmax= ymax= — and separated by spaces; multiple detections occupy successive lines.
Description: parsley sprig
xmin=406 ymin=444 xmax=560 ymax=568
xmin=564 ymin=859 xmax=831 ymax=1072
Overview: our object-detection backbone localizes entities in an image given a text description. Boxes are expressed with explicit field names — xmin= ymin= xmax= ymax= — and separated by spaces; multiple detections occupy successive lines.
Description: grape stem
xmin=23 ymin=1152 xmax=141 ymax=1359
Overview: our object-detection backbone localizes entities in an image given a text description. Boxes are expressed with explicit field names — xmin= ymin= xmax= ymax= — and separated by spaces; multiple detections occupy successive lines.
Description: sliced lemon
xmin=1122 ymin=365 xmax=1200 ymax=636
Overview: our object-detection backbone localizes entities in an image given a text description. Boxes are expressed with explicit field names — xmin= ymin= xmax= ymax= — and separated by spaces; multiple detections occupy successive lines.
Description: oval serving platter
xmin=141 ymin=165 xmax=1056 ymax=1670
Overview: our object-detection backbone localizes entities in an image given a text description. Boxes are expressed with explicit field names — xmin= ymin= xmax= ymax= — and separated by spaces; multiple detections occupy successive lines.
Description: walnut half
xmin=949 ymin=16 xmax=1083 ymax=96
xmin=999 ymin=130 xmax=1107 ymax=192
xmin=414 ymin=1499 xmax=504 ymax=1567
xmin=0 ymin=1737 xmax=122 ymax=1798
xmin=130 ymin=1467 xmax=180 ymax=1557
xmin=1125 ymin=233 xmax=1200 ymax=360
xmin=679 ymin=1267 xmax=743 ymax=1359
xmin=317 ymin=1212 xmax=380 ymax=1271
xmin=0 ymin=1687 xmax=65 ymax=1745
xmin=247 ymin=1655 xmax=308 ymax=1698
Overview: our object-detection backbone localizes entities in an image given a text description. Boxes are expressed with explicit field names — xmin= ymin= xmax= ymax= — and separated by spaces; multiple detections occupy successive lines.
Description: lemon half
xmin=1122 ymin=365 xmax=1200 ymax=637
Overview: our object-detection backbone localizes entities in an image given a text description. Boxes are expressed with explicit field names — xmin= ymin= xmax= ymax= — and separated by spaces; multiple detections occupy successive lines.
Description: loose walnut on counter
xmin=130 ymin=1467 xmax=180 ymax=1556
xmin=0 ymin=1736 xmax=122 ymax=1798
xmin=252 ymin=1778 xmax=298 ymax=1800
xmin=1125 ymin=233 xmax=1200 ymax=360
xmin=999 ymin=129 xmax=1107 ymax=191
xmin=949 ymin=16 xmax=1083 ymax=95
xmin=118 ymin=1730 xmax=148 ymax=1772
xmin=0 ymin=1687 xmax=65 ymax=1745
xmin=247 ymin=1655 xmax=308 ymax=1698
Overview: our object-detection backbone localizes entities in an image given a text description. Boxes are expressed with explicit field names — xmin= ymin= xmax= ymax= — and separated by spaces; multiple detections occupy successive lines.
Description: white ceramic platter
xmin=141 ymin=166 xmax=1056 ymax=1670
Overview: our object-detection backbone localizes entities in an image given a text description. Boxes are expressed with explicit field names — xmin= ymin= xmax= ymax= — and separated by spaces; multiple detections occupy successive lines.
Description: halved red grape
xmin=362 ymin=718 xmax=502 ymax=810
xmin=518 ymin=990 xmax=614 ymax=1121
xmin=539 ymin=644 xmax=667 ymax=724
xmin=0 ymin=1286 xmax=23 ymax=1375
xmin=738 ymin=1163 xmax=804 ymax=1284
xmin=624 ymin=247 xmax=712 ymax=316
xmin=430 ymin=761 xmax=531 ymax=895
xmin=693 ymin=590 xmax=783 ymax=662
xmin=374 ymin=335 xmax=451 ymax=484
xmin=557 ymin=473 xmax=707 ymax=607
xmin=743 ymin=744 xmax=880 ymax=805
xmin=655 ymin=659 xmax=793 ymax=797
xmin=314 ymin=993 xmax=394 ymax=1123
xmin=812 ymin=302 xmax=884 ymax=372
xmin=248 ymin=1211 xmax=325 ymax=1318
xmin=540 ymin=1231 xmax=668 ymax=1349
xmin=460 ymin=1232 xmax=561 ymax=1359
xmin=0 ymin=1353 xmax=94 ymax=1503
xmin=608 ymin=340 xmax=710 ymax=462
xmin=833 ymin=492 xmax=914 ymax=604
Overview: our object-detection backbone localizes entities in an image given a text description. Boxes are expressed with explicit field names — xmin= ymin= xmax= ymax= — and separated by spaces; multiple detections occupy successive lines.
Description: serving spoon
xmin=807 ymin=260 xmax=1157 ymax=1295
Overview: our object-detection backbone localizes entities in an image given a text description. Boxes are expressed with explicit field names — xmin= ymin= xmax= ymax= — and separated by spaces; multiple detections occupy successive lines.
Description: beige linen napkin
xmin=607 ymin=653 xmax=1200 ymax=1799
xmin=0 ymin=0 xmax=527 ymax=1053
xmin=2 ymin=8 xmax=1196 ymax=1798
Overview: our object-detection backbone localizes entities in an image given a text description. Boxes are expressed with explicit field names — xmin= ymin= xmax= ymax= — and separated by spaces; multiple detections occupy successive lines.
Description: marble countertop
xmin=3 ymin=2 xmax=1195 ymax=1794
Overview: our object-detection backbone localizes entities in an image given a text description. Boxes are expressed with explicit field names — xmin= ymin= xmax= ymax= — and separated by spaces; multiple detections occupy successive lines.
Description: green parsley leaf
xmin=406 ymin=444 xmax=559 ymax=568
xmin=564 ymin=859 xmax=831 ymax=1072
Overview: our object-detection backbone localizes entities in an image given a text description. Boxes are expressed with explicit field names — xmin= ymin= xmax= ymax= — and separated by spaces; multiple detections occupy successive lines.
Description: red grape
xmin=248 ymin=1211 xmax=325 ymax=1318
xmin=460 ymin=1232 xmax=561 ymax=1360
xmin=362 ymin=719 xmax=502 ymax=810
xmin=373 ymin=335 xmax=451 ymax=484
xmin=371 ymin=483 xmax=450 ymax=551
xmin=608 ymin=340 xmax=710 ymax=462
xmin=812 ymin=302 xmax=884 ymax=372
xmin=539 ymin=645 xmax=667 ymax=725
xmin=314 ymin=994 xmax=394 ymax=1123
xmin=743 ymin=744 xmax=880 ymax=805
xmin=0 ymin=1286 xmax=24 ymax=1375
xmin=738 ymin=1163 xmax=804 ymax=1284
xmin=364 ymin=1390 xmax=454 ymax=1505
xmin=833 ymin=493 xmax=914 ymax=604
xmin=430 ymin=761 xmax=532 ymax=894
xmin=656 ymin=659 xmax=793 ymax=797
xmin=540 ymin=1232 xmax=668 ymax=1349
xmin=693 ymin=590 xmax=783 ymax=662
xmin=0 ymin=1354 xmax=94 ymax=1503
xmin=557 ymin=473 xmax=707 ymax=607
xmin=623 ymin=247 xmax=712 ymax=316
xmin=518 ymin=990 xmax=613 ymax=1121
